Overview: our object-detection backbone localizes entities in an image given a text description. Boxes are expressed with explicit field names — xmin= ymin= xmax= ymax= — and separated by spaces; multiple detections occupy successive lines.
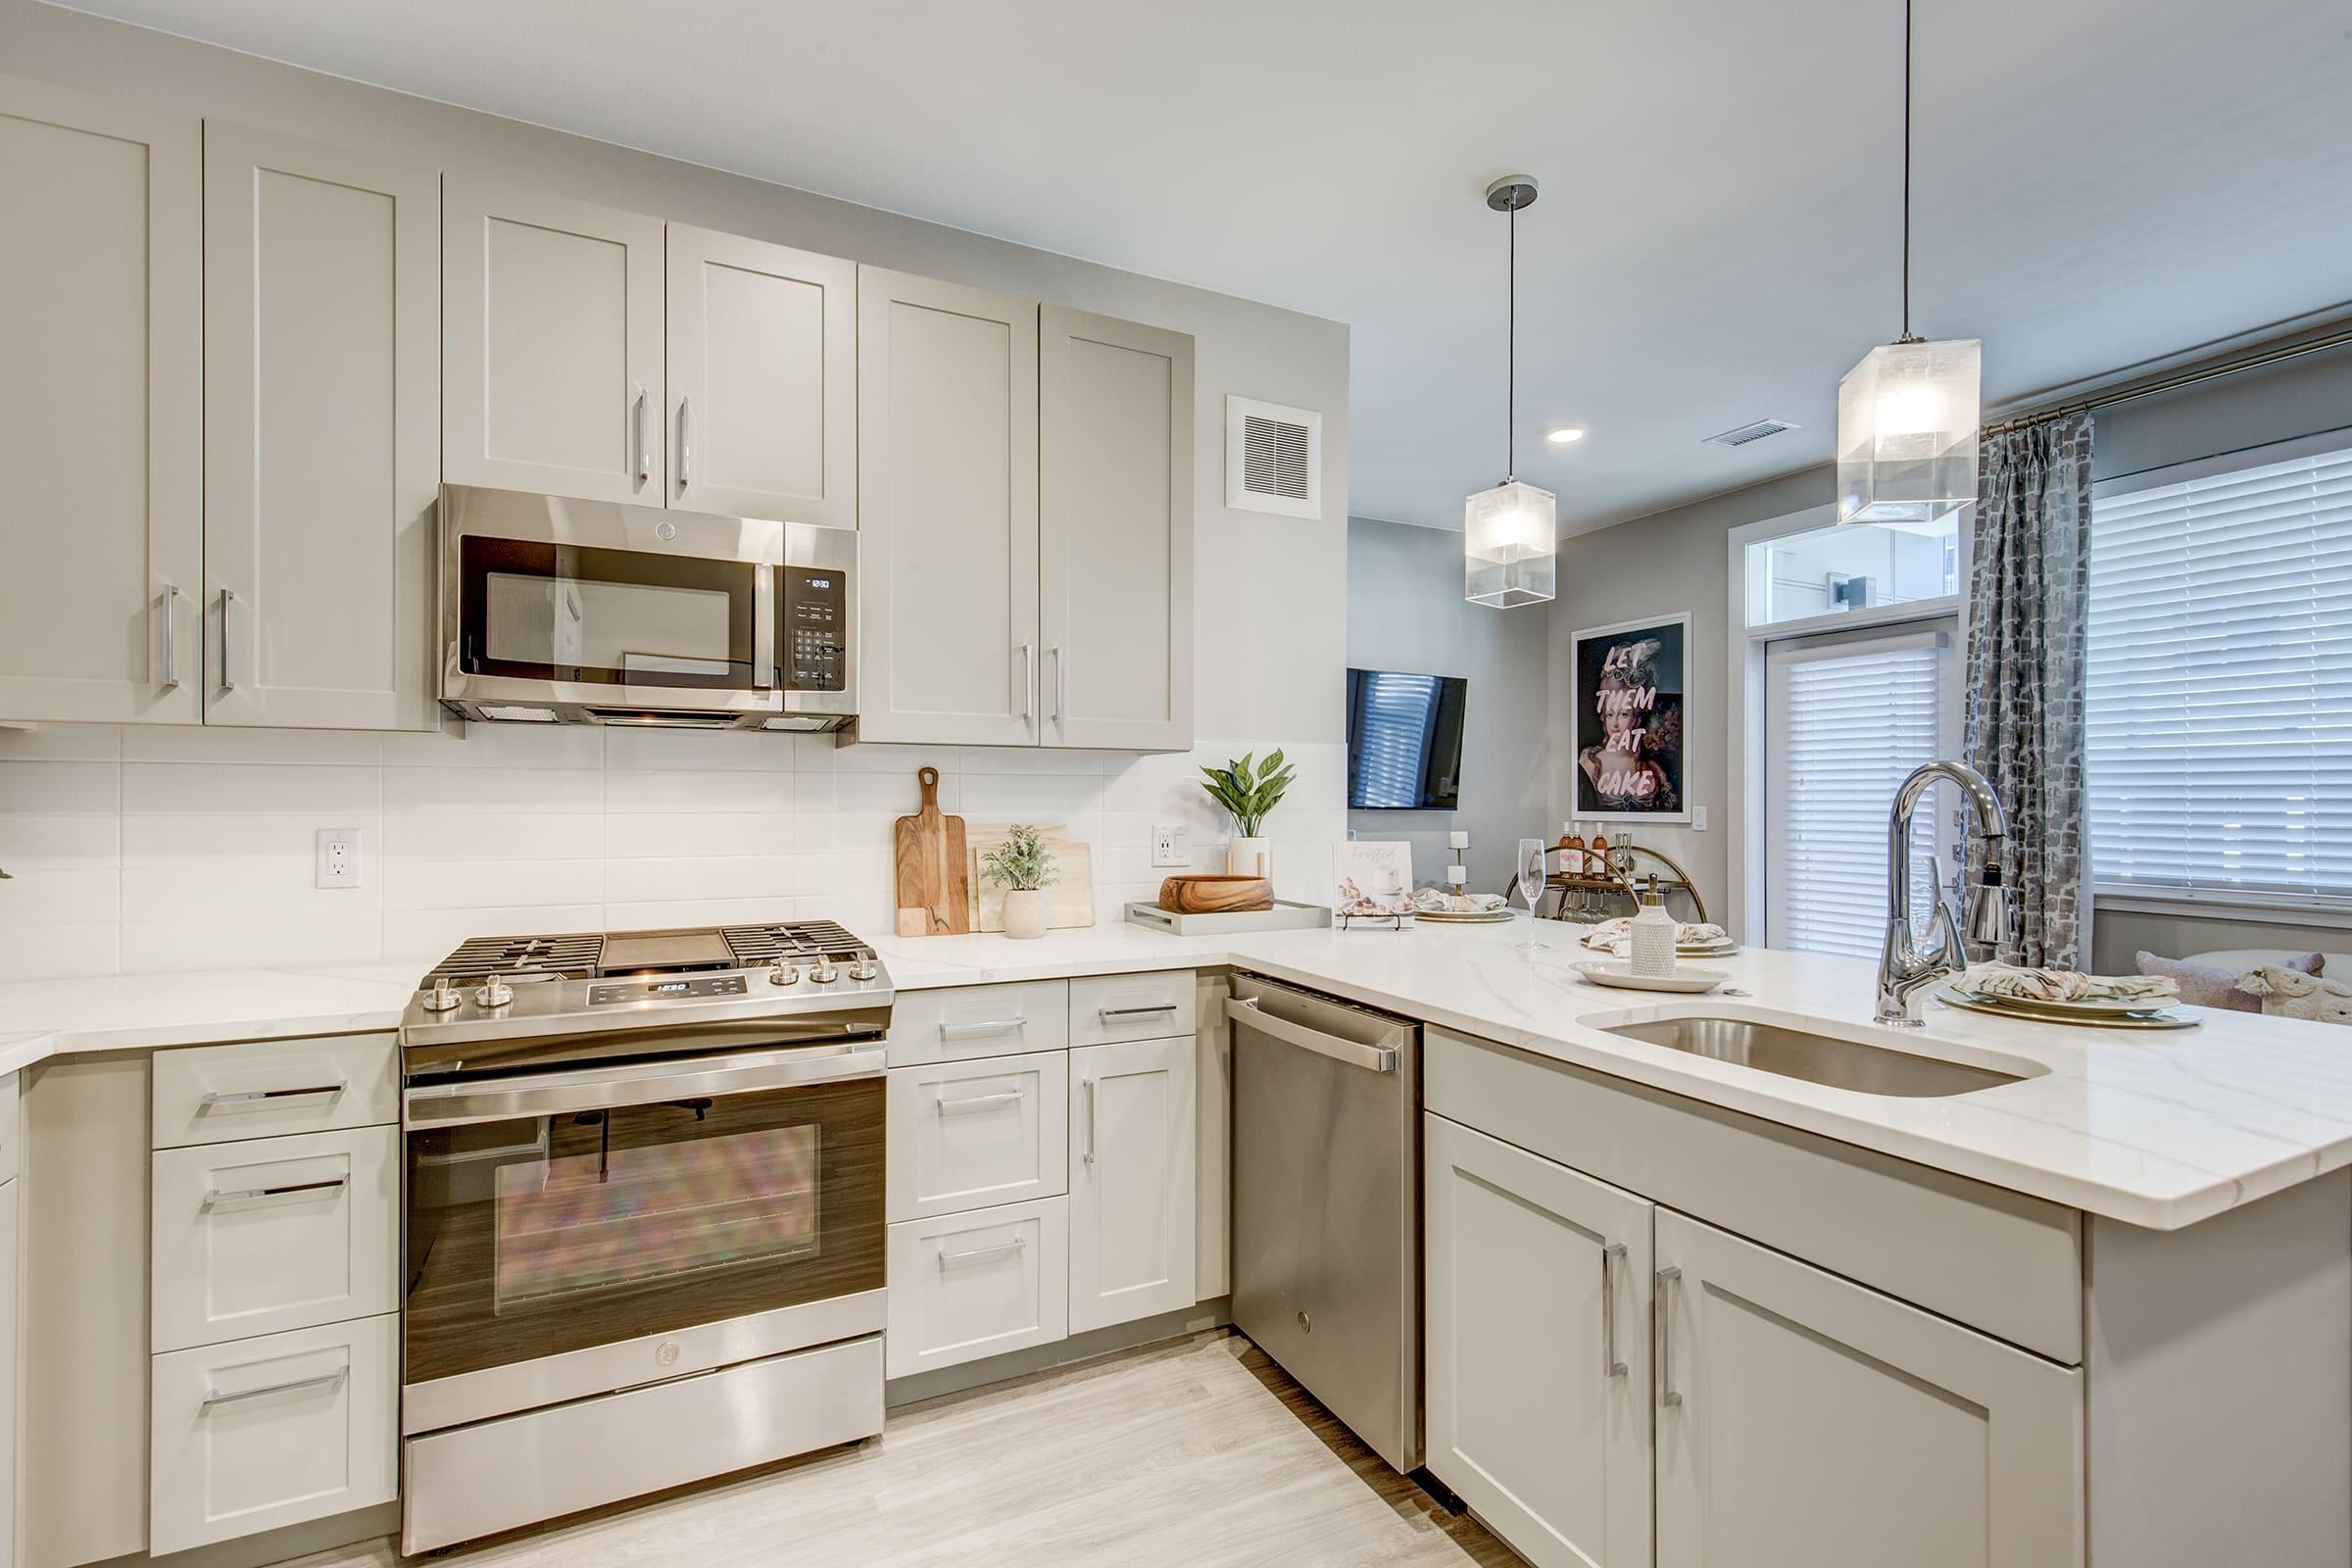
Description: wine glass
xmin=1515 ymin=838 xmax=1551 ymax=951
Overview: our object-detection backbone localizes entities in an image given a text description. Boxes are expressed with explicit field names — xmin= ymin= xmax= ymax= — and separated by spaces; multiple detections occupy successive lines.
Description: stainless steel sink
xmin=1602 ymin=1016 xmax=2023 ymax=1098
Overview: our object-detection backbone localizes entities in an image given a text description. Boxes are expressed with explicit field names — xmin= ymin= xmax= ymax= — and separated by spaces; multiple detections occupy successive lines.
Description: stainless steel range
xmin=396 ymin=921 xmax=892 ymax=1554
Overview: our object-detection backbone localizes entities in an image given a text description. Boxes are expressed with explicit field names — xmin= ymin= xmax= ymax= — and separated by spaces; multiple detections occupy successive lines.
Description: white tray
xmin=1124 ymin=900 xmax=1333 ymax=936
xmin=1574 ymin=961 xmax=1731 ymax=995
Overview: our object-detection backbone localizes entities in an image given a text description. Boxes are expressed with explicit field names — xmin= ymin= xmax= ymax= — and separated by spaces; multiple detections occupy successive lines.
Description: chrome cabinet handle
xmin=201 ymin=1366 xmax=347 ymax=1410
xmin=160 ymin=583 xmax=180 ymax=692
xmin=202 ymin=1176 xmax=346 ymax=1209
xmin=198 ymin=1083 xmax=344 ymax=1108
xmin=218 ymin=588 xmax=237 ymax=693
xmin=1017 ymin=642 xmax=1034 ymax=723
xmin=1082 ymin=1077 xmax=1098 ymax=1167
xmin=938 ymin=1017 xmax=1026 ymax=1042
xmin=676 ymin=395 xmax=692 ymax=492
xmin=1050 ymin=644 xmax=1065 ymax=724
xmin=935 ymin=1088 xmax=1023 ymax=1114
xmin=633 ymin=387 xmax=651 ymax=483
xmin=937 ymin=1235 xmax=1025 ymax=1268
xmin=1655 ymin=1265 xmax=1684 ymax=1408
xmin=1098 ymin=1004 xmax=1177 ymax=1019
xmin=1602 ymin=1243 xmax=1629 ymax=1379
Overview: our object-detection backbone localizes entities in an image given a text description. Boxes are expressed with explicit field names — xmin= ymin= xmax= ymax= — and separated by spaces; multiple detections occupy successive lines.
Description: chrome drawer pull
xmin=633 ymin=387 xmax=651 ymax=483
xmin=198 ymin=1083 xmax=345 ymax=1108
xmin=676 ymin=394 xmax=693 ymax=491
xmin=936 ymin=1088 xmax=1024 ymax=1114
xmin=203 ymin=1176 xmax=347 ymax=1209
xmin=160 ymin=582 xmax=181 ymax=692
xmin=218 ymin=588 xmax=238 ymax=693
xmin=1602 ymin=1243 xmax=1628 ymax=1379
xmin=938 ymin=1017 xmax=1027 ymax=1041
xmin=937 ymin=1236 xmax=1026 ymax=1268
xmin=200 ymin=1366 xmax=347 ymax=1410
xmin=1097 ymin=1004 xmax=1177 ymax=1018
xmin=1655 ymin=1266 xmax=1684 ymax=1409
xmin=1082 ymin=1077 xmax=1098 ymax=1166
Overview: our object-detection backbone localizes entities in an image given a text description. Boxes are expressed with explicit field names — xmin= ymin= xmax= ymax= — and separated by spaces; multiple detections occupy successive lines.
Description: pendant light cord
xmin=1899 ymin=0 xmax=1916 ymax=342
xmin=1507 ymin=200 xmax=1518 ymax=481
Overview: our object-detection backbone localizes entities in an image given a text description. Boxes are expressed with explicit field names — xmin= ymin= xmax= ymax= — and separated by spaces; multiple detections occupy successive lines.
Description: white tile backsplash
xmin=0 ymin=723 xmax=1342 ymax=977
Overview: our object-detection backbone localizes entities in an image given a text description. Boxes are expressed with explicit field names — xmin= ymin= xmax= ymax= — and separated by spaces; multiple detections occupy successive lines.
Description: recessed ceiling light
xmin=1545 ymin=425 xmax=1587 ymax=445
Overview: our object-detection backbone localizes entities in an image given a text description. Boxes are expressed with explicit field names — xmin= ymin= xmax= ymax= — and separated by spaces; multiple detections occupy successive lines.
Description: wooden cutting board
xmin=894 ymin=766 xmax=969 ymax=937
xmin=967 ymin=823 xmax=1096 ymax=932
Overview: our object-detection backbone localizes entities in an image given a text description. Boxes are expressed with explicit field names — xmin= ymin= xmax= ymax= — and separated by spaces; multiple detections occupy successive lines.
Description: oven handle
xmin=403 ymin=1042 xmax=885 ymax=1128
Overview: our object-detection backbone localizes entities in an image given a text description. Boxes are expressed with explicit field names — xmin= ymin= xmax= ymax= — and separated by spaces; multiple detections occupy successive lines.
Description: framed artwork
xmin=1335 ymin=841 xmax=1415 ymax=918
xmin=1571 ymin=612 xmax=1690 ymax=823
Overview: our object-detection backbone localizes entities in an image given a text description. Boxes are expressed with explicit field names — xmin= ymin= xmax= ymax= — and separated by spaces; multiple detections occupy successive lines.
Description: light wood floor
xmin=287 ymin=1333 xmax=1521 ymax=1568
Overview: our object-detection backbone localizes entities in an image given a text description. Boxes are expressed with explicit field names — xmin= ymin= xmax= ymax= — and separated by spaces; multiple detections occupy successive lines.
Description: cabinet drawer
xmin=1070 ymin=971 xmax=1196 ymax=1046
xmin=887 ymin=982 xmax=1069 ymax=1065
xmin=886 ymin=1198 xmax=1068 ymax=1379
xmin=150 ymin=1313 xmax=398 ymax=1554
xmin=152 ymin=1126 xmax=398 ymax=1352
xmin=888 ymin=1052 xmax=1067 ymax=1222
xmin=153 ymin=1034 xmax=399 ymax=1148
xmin=0 ymin=1070 xmax=18 ymax=1185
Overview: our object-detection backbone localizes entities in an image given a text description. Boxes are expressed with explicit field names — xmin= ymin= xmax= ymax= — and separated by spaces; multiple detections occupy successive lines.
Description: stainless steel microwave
xmin=437 ymin=484 xmax=856 ymax=730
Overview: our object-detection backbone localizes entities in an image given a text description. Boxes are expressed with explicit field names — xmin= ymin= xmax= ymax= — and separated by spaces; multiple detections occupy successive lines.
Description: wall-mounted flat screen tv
xmin=1346 ymin=667 xmax=1467 ymax=809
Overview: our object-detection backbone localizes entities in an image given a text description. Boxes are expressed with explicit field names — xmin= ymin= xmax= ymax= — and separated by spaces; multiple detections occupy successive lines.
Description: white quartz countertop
xmin=4 ymin=916 xmax=2349 ymax=1230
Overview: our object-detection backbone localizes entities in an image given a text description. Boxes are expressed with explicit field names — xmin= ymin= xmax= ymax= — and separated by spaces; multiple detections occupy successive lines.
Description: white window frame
xmin=1725 ymin=504 xmax=1969 ymax=943
xmin=2084 ymin=423 xmax=2352 ymax=928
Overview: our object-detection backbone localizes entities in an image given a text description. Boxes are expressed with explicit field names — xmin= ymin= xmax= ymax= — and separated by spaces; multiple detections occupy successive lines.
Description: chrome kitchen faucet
xmin=1878 ymin=760 xmax=2011 ymax=1026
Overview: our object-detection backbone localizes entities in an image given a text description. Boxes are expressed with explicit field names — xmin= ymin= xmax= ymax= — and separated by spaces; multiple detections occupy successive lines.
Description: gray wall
xmin=1542 ymin=340 xmax=2352 ymax=970
xmin=1346 ymin=517 xmax=1549 ymax=893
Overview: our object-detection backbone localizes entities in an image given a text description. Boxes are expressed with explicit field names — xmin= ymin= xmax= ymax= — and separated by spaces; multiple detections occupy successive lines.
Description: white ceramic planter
xmin=1002 ymin=888 xmax=1049 ymax=940
xmin=1227 ymin=837 xmax=1272 ymax=878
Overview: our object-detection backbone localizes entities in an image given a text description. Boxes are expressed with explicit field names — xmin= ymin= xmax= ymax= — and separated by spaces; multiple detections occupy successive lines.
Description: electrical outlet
xmin=1151 ymin=824 xmax=1189 ymax=868
xmin=316 ymin=827 xmax=363 ymax=889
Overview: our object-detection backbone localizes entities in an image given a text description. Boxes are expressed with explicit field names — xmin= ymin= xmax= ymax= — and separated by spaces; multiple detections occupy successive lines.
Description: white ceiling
xmin=58 ymin=0 xmax=2352 ymax=533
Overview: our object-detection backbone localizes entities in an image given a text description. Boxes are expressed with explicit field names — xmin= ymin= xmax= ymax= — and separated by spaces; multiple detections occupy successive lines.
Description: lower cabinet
xmin=1068 ymin=1036 xmax=1196 ymax=1334
xmin=0 ymin=1173 xmax=17 ymax=1568
xmin=148 ymin=1313 xmax=399 ymax=1554
xmin=1425 ymin=1114 xmax=1654 ymax=1568
xmin=886 ymin=1198 xmax=1069 ymax=1379
xmin=1653 ymin=1211 xmax=2082 ymax=1568
xmin=886 ymin=1051 xmax=1067 ymax=1222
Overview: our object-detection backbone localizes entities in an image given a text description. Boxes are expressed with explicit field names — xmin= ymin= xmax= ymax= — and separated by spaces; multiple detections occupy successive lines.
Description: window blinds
xmin=1348 ymin=669 xmax=1440 ymax=809
xmin=1769 ymin=638 xmax=1943 ymax=959
xmin=2085 ymin=441 xmax=2352 ymax=902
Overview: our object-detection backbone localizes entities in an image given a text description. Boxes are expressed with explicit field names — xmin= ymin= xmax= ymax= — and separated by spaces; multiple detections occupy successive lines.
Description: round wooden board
xmin=1158 ymin=874 xmax=1275 ymax=914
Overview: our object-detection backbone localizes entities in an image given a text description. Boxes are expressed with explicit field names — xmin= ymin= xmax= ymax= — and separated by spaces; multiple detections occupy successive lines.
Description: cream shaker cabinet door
xmin=1425 ymin=1113 xmax=1654 ymax=1568
xmin=1067 ymin=1036 xmax=1196 ymax=1334
xmin=0 ymin=74 xmax=202 ymax=725
xmin=887 ymin=1051 xmax=1068 ymax=1223
xmin=856 ymin=268 xmax=1039 ymax=745
xmin=666 ymin=224 xmax=856 ymax=528
xmin=1039 ymin=306 xmax=1194 ymax=752
xmin=0 ymin=1177 xmax=17 ymax=1568
xmin=444 ymin=174 xmax=665 ymax=504
xmin=204 ymin=122 xmax=441 ymax=730
xmin=1654 ymin=1210 xmax=2083 ymax=1568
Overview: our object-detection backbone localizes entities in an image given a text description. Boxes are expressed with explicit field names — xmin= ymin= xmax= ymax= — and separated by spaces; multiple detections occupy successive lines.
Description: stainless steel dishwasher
xmin=1227 ymin=970 xmax=1422 ymax=1473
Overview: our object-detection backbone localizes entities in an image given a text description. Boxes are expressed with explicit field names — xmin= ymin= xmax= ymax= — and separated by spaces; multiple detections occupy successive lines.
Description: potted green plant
xmin=1200 ymin=751 xmax=1295 ymax=878
xmin=979 ymin=823 xmax=1059 ymax=940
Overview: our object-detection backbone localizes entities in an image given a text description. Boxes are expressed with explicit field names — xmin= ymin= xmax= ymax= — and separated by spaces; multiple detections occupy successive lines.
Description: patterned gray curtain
xmin=1963 ymin=412 xmax=2094 ymax=969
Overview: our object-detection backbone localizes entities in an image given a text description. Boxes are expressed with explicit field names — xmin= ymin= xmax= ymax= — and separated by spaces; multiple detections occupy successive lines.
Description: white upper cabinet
xmin=204 ymin=122 xmax=441 ymax=730
xmin=857 ymin=267 xmax=1040 ymax=746
xmin=444 ymin=174 xmax=665 ymax=504
xmin=1653 ymin=1209 xmax=2083 ymax=1568
xmin=0 ymin=74 xmax=202 ymax=725
xmin=665 ymin=223 xmax=856 ymax=527
xmin=1039 ymin=306 xmax=1194 ymax=751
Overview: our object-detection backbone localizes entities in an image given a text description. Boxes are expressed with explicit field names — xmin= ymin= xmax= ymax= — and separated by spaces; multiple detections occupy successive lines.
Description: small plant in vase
xmin=980 ymin=823 xmax=1058 ymax=940
xmin=1200 ymin=751 xmax=1295 ymax=878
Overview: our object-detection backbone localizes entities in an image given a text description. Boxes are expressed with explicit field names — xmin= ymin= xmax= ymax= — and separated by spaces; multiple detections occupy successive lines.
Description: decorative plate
xmin=1935 ymin=988 xmax=2200 ymax=1030
xmin=1574 ymin=961 xmax=1731 ymax=994
xmin=1413 ymin=907 xmax=1519 ymax=924
xmin=1951 ymin=986 xmax=2177 ymax=1018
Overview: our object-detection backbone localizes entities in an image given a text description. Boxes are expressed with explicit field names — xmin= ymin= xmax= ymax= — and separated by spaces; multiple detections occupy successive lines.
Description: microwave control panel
xmin=782 ymin=565 xmax=848 ymax=692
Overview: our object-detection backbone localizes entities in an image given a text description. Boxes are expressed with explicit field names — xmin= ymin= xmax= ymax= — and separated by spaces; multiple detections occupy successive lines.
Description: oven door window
xmin=458 ymin=536 xmax=763 ymax=690
xmin=404 ymin=1075 xmax=881 ymax=1386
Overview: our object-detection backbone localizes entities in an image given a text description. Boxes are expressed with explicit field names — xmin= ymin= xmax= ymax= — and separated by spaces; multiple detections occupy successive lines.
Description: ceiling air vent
xmin=1702 ymin=417 xmax=1798 ymax=449
xmin=1226 ymin=396 xmax=1322 ymax=519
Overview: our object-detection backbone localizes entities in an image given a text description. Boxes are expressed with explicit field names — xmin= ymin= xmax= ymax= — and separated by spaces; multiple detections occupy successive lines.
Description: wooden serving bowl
xmin=1157 ymin=874 xmax=1275 ymax=915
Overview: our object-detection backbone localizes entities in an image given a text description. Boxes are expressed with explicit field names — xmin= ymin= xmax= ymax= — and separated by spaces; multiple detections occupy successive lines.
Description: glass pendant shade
xmin=1464 ymin=479 xmax=1557 ymax=608
xmin=1836 ymin=336 xmax=1982 ymax=529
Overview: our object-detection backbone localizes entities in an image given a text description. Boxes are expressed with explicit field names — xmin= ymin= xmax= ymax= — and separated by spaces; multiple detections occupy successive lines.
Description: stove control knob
xmin=474 ymin=975 xmax=514 ymax=1009
xmin=420 ymin=976 xmax=461 ymax=1013
xmin=808 ymin=957 xmax=840 ymax=984
xmin=767 ymin=963 xmax=800 ymax=986
xmin=847 ymin=953 xmax=878 ymax=982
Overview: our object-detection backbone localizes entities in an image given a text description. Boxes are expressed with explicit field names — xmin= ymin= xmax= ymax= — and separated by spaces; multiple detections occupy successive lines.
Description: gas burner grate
xmin=423 ymin=933 xmax=606 ymax=985
xmin=722 ymin=920 xmax=869 ymax=967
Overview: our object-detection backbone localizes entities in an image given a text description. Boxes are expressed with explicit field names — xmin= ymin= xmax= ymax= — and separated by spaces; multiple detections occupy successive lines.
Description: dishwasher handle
xmin=1225 ymin=996 xmax=1398 ymax=1073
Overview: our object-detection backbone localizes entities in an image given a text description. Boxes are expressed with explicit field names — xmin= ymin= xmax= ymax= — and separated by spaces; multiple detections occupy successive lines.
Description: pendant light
xmin=1465 ymin=174 xmax=1557 ymax=608
xmin=1836 ymin=0 xmax=1980 ymax=528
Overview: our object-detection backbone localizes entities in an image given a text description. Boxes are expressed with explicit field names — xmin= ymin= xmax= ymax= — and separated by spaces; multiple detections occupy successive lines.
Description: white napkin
xmin=1410 ymin=888 xmax=1507 ymax=913
xmin=1580 ymin=917 xmax=1729 ymax=956
xmin=1957 ymin=963 xmax=2178 ymax=1005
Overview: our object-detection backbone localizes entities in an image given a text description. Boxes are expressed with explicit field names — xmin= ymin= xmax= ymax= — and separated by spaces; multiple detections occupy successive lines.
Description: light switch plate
xmin=1151 ymin=825 xmax=1189 ymax=868
xmin=316 ymin=827 xmax=363 ymax=889
xmin=1692 ymin=806 xmax=1709 ymax=832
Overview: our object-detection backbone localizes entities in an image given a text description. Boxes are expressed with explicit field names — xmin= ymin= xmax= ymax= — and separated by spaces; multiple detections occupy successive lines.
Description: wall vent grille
xmin=1703 ymin=417 xmax=1798 ymax=448
xmin=1226 ymin=396 xmax=1322 ymax=518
